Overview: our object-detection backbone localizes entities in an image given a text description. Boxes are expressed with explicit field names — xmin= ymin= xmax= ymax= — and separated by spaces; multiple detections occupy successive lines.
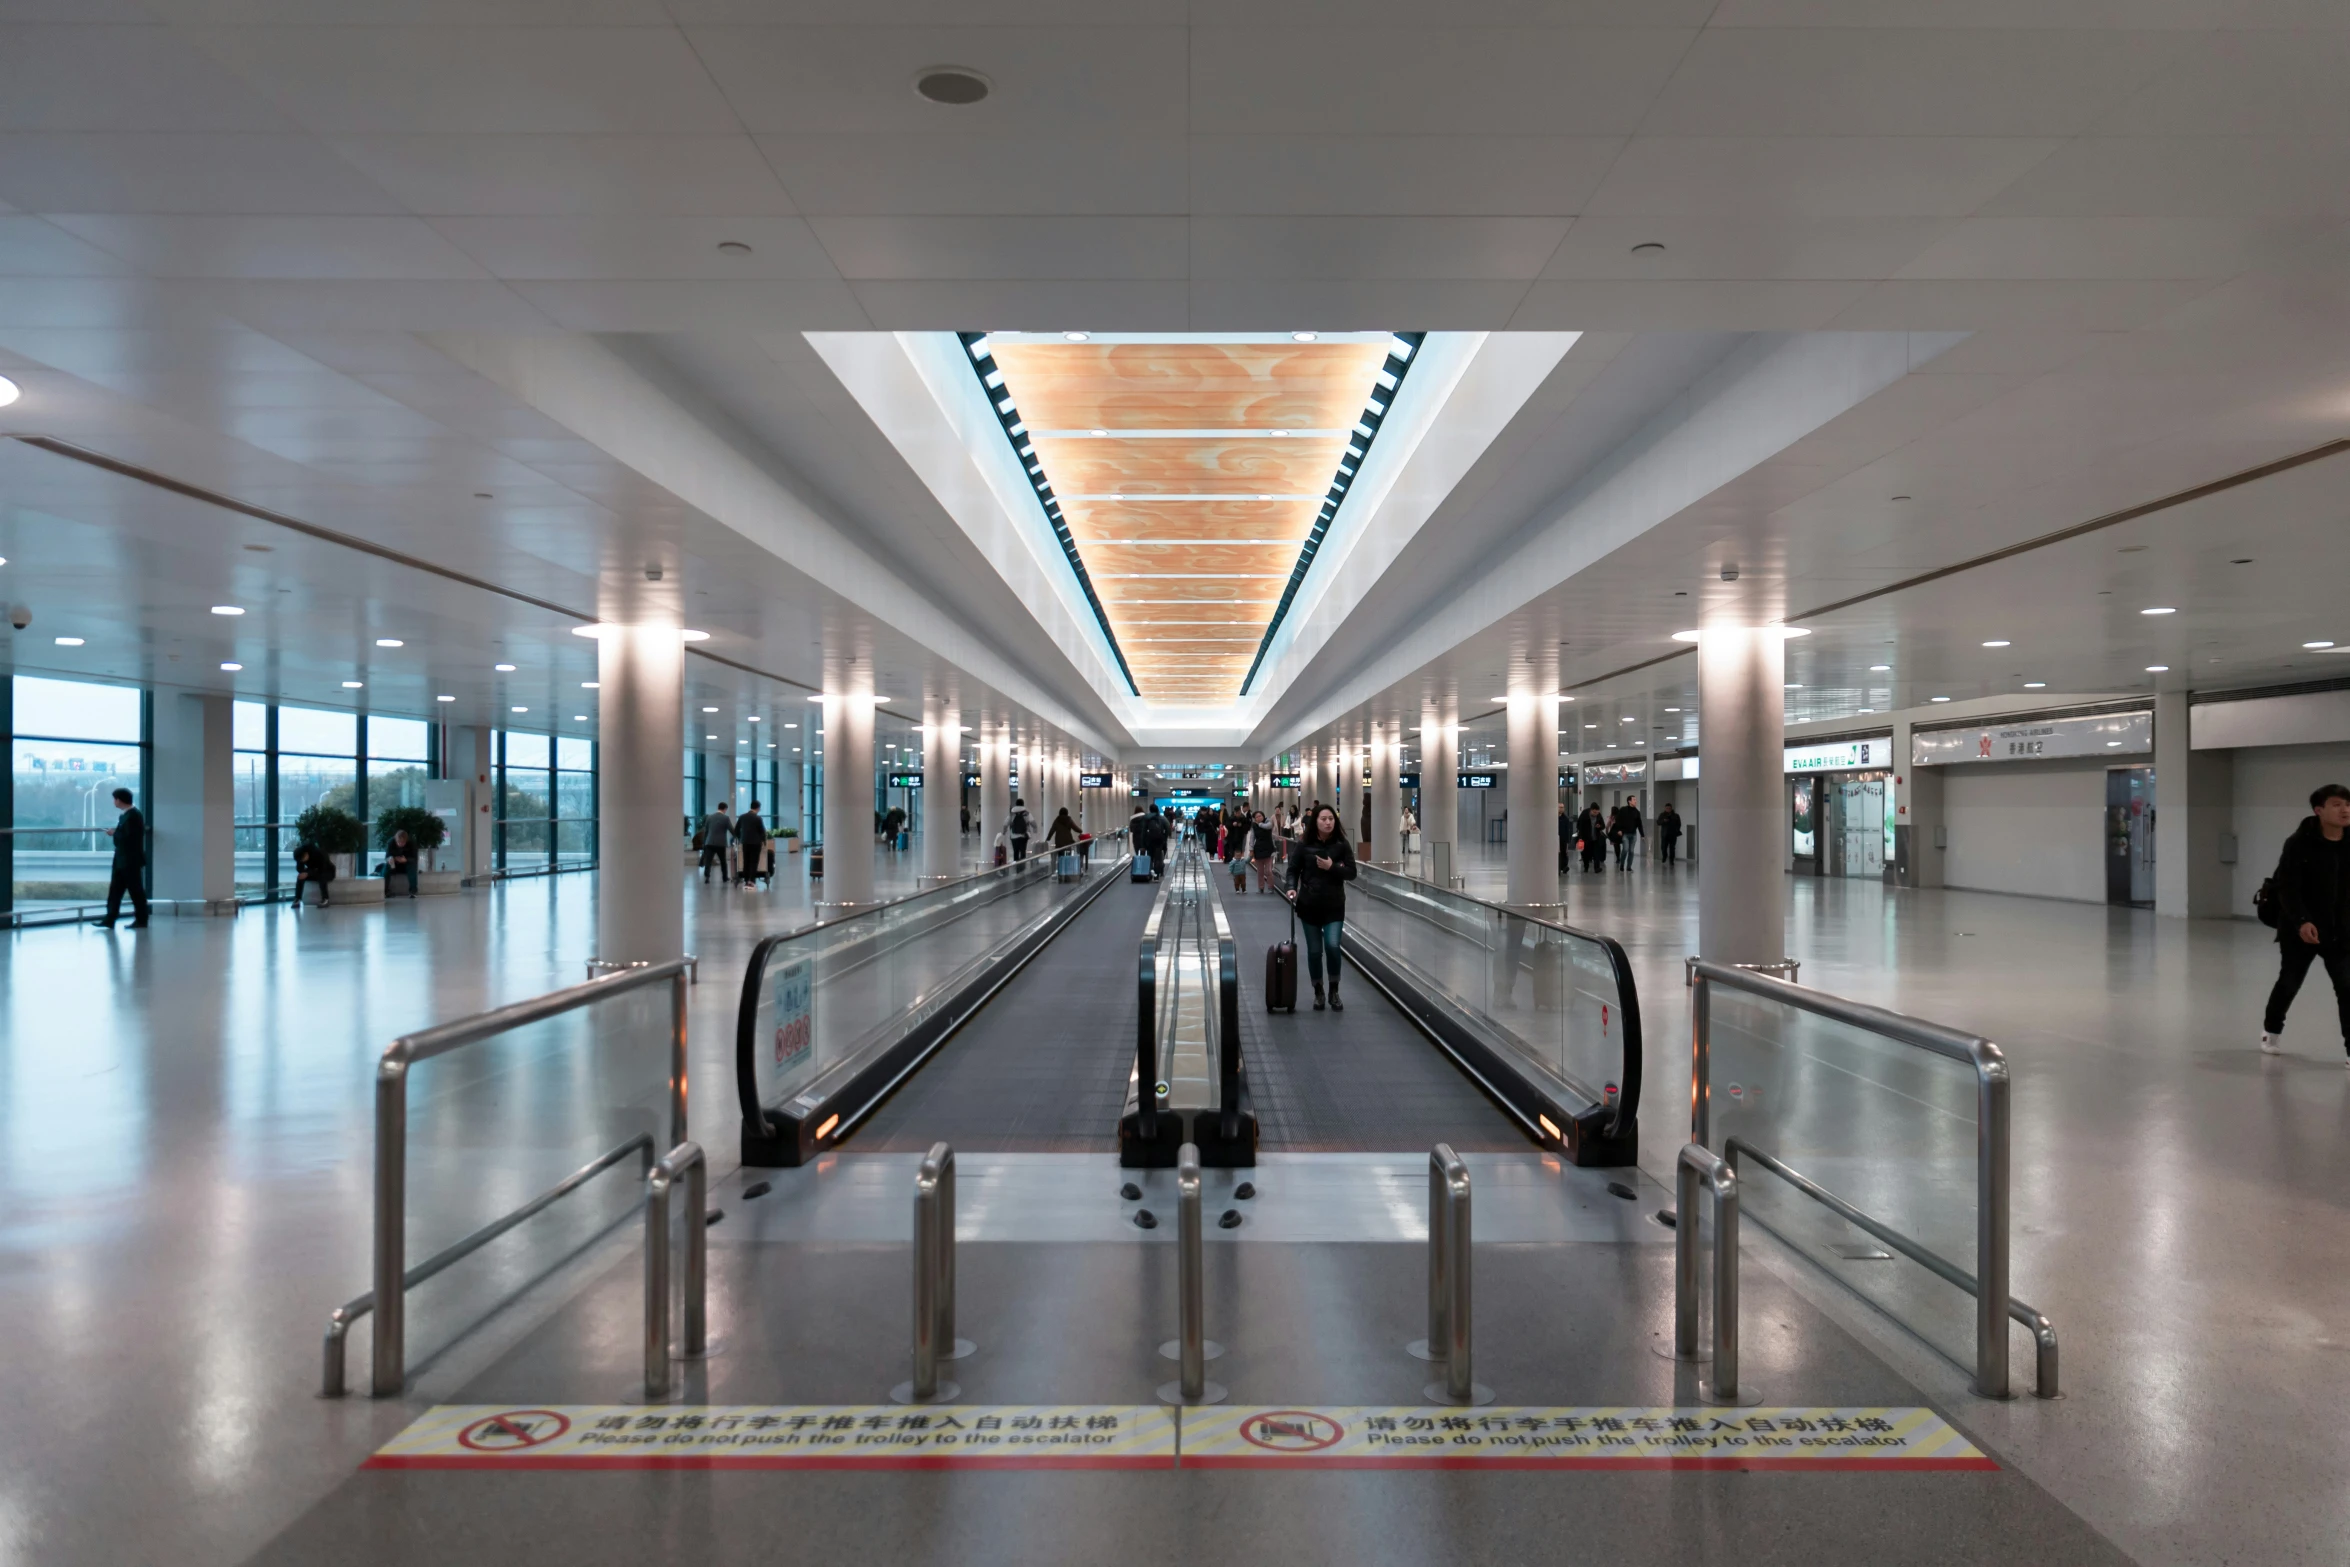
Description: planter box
xmin=415 ymin=870 xmax=462 ymax=897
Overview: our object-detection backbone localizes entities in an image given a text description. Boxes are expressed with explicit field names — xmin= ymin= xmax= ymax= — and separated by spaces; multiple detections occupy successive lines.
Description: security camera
xmin=8 ymin=606 xmax=29 ymax=631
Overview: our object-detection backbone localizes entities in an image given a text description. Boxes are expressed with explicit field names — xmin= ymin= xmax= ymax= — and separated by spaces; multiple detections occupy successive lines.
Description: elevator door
xmin=2105 ymin=767 xmax=2155 ymax=907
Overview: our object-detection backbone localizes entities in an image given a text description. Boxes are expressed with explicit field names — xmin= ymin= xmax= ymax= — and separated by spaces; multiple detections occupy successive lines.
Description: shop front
xmin=1786 ymin=736 xmax=1896 ymax=881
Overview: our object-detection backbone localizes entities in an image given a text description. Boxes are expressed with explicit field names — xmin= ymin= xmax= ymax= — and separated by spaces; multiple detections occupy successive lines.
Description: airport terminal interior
xmin=7 ymin=7 xmax=2350 ymax=1564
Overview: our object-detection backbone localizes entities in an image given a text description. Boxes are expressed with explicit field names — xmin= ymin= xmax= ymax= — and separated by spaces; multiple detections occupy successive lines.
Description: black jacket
xmin=736 ymin=811 xmax=768 ymax=852
xmin=110 ymin=805 xmax=146 ymax=870
xmin=2272 ymin=816 xmax=2350 ymax=945
xmin=1287 ymin=832 xmax=1357 ymax=924
xmin=1658 ymin=810 xmax=1682 ymax=841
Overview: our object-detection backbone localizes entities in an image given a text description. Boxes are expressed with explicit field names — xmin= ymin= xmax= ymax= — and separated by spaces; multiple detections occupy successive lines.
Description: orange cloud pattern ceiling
xmin=989 ymin=340 xmax=1391 ymax=707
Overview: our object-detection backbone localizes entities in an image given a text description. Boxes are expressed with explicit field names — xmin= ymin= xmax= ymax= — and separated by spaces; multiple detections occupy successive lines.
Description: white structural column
xmin=923 ymin=698 xmax=959 ymax=881
xmin=1420 ymin=701 xmax=1457 ymax=888
xmin=822 ymin=686 xmax=876 ymax=908
xmin=449 ymin=725 xmax=494 ymax=879
xmin=2155 ymin=689 xmax=2233 ymax=918
xmin=780 ymin=759 xmax=804 ymax=837
xmin=1696 ymin=628 xmax=1787 ymax=967
xmin=1890 ymin=712 xmax=1942 ymax=889
xmin=1368 ymin=724 xmax=1400 ymax=867
xmin=980 ymin=727 xmax=1010 ymax=860
xmin=1505 ymin=681 xmax=1560 ymax=907
xmin=151 ymin=690 xmax=236 ymax=912
xmin=596 ymin=624 xmax=686 ymax=964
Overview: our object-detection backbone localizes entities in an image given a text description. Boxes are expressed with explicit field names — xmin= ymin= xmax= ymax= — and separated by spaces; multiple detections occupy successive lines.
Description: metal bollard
xmin=1157 ymin=1144 xmax=1226 ymax=1406
xmin=893 ymin=1142 xmax=968 ymax=1403
xmin=1673 ymin=1142 xmax=1749 ymax=1405
xmin=643 ymin=1141 xmax=708 ymax=1401
xmin=1417 ymin=1144 xmax=1491 ymax=1406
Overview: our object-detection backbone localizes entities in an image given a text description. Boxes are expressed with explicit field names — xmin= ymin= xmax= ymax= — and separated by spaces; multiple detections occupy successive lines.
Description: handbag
xmin=2255 ymin=877 xmax=2281 ymax=929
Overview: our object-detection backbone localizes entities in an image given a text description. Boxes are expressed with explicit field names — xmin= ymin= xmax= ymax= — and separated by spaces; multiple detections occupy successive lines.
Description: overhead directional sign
xmin=885 ymin=772 xmax=923 ymax=789
xmin=1080 ymin=772 xmax=1113 ymax=788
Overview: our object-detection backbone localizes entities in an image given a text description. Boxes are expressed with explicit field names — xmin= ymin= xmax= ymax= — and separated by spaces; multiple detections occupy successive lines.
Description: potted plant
xmin=780 ymin=825 xmax=801 ymax=853
xmin=294 ymin=804 xmax=369 ymax=901
xmin=374 ymin=805 xmax=447 ymax=866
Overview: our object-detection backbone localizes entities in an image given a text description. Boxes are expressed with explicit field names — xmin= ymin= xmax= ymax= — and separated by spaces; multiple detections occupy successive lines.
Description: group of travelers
xmin=693 ymin=800 xmax=774 ymax=887
xmin=1560 ymin=798 xmax=1682 ymax=873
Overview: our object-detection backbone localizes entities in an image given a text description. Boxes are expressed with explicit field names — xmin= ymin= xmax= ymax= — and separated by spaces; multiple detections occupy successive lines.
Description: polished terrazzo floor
xmin=0 ymin=843 xmax=2336 ymax=1565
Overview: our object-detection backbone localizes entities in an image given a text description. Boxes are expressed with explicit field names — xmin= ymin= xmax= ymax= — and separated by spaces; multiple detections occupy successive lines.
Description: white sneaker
xmin=2260 ymin=1033 xmax=2283 ymax=1054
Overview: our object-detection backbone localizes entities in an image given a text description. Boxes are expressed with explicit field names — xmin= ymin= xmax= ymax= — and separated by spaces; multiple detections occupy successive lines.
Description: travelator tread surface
xmin=852 ymin=871 xmax=1158 ymax=1152
xmin=1217 ymin=869 xmax=1528 ymax=1153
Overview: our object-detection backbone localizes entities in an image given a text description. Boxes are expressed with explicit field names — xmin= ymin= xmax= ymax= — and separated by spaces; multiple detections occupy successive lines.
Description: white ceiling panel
xmin=193 ymin=279 xmax=553 ymax=333
xmin=0 ymin=215 xmax=139 ymax=276
xmin=688 ymin=26 xmax=1189 ymax=137
xmin=755 ymin=134 xmax=1185 ymax=218
xmin=329 ymin=134 xmax=795 ymax=217
xmin=507 ymin=278 xmax=871 ymax=333
xmin=1979 ymin=137 xmax=2350 ymax=218
xmin=1188 ymin=217 xmax=1573 ymax=280
xmin=0 ymin=132 xmax=398 ymax=214
xmin=1827 ymin=278 xmax=2224 ymax=333
xmin=1708 ymin=0 xmax=2244 ymax=23
xmin=1189 ymin=26 xmax=1695 ymax=136
xmin=847 ymin=279 xmax=1188 ymax=330
xmin=0 ymin=23 xmax=290 ymax=132
xmin=2091 ymin=29 xmax=2350 ymax=138
xmin=1643 ymin=27 xmax=2185 ymax=137
xmin=1540 ymin=215 xmax=1952 ymax=280
xmin=1586 ymin=137 xmax=2063 ymax=217
xmin=142 ymin=0 xmax=672 ymax=20
xmin=1189 ymin=135 xmax=1621 ymax=218
xmin=45 ymin=214 xmax=491 ymax=279
xmin=1182 ymin=279 xmax=1535 ymax=330
xmin=188 ymin=25 xmax=745 ymax=135
xmin=809 ymin=216 xmax=1187 ymax=281
xmin=666 ymin=0 xmax=1179 ymax=20
xmin=1510 ymin=279 xmax=1873 ymax=330
xmin=1189 ymin=0 xmax=1716 ymax=20
xmin=428 ymin=215 xmax=839 ymax=281
xmin=1891 ymin=216 xmax=2336 ymax=282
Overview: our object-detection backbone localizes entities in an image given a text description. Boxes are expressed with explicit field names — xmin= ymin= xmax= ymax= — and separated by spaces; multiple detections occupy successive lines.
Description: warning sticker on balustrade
xmin=1180 ymin=1407 xmax=1994 ymax=1470
xmin=366 ymin=1405 xmax=1176 ymax=1470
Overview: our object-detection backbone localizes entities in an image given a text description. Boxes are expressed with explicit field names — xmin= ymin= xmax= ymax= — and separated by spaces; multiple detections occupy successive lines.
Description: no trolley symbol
xmin=1238 ymin=1410 xmax=1344 ymax=1453
xmin=457 ymin=1409 xmax=571 ymax=1453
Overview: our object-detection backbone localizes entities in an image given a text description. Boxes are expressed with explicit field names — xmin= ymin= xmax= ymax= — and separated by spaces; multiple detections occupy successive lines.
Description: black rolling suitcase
xmin=1266 ymin=902 xmax=1298 ymax=1012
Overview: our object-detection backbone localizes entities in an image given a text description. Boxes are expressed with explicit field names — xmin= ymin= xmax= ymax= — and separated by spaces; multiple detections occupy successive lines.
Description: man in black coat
xmin=2263 ymin=783 xmax=2350 ymax=1060
xmin=91 ymin=786 xmax=150 ymax=929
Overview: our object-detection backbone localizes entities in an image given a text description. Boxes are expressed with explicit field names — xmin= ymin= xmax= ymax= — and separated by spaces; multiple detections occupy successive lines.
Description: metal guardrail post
xmin=642 ymin=1141 xmax=708 ymax=1402
xmin=1158 ymin=1143 xmax=1225 ymax=1406
xmin=1690 ymin=970 xmax=1711 ymax=1147
xmin=1675 ymin=1142 xmax=1746 ymax=1404
xmin=1976 ymin=1048 xmax=2011 ymax=1399
xmin=369 ymin=1057 xmax=409 ymax=1398
xmin=1414 ymin=1144 xmax=1491 ymax=1406
xmin=894 ymin=1142 xmax=967 ymax=1403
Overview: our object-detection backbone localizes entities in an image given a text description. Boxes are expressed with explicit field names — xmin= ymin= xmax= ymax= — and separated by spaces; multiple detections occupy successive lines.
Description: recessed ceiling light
xmin=914 ymin=66 xmax=991 ymax=105
xmin=1585 ymin=723 xmax=1598 ymax=729
xmin=784 ymin=722 xmax=798 ymax=728
xmin=210 ymin=605 xmax=244 ymax=616
xmin=1785 ymin=682 xmax=1802 ymax=689
xmin=0 ymin=373 xmax=19 ymax=406
xmin=1292 ymin=330 xmax=1317 ymax=342
xmin=706 ymin=733 xmax=718 ymax=740
xmin=344 ymin=681 xmax=364 ymax=689
xmin=2146 ymin=665 xmax=2169 ymax=673
xmin=1665 ymin=707 xmax=1680 ymax=713
xmin=54 ymin=636 xmax=82 ymax=646
xmin=2306 ymin=641 xmax=2335 ymax=650
xmin=749 ymin=715 xmax=761 ymax=722
xmin=1982 ymin=640 xmax=2010 ymax=648
xmin=376 ymin=638 xmax=403 ymax=647
xmin=703 ymin=706 xmax=719 ymax=713
xmin=2024 ymin=682 xmax=2046 ymax=689
xmin=581 ymin=681 xmax=598 ymax=689
xmin=220 ymin=661 xmax=242 ymax=671
xmin=511 ymin=704 xmax=527 ymax=711
xmin=437 ymin=694 xmax=455 ymax=702
xmin=1869 ymin=664 xmax=1891 ymax=671
xmin=680 ymin=630 xmax=710 ymax=642
xmin=574 ymin=714 xmax=588 ymax=720
xmin=1063 ymin=330 xmax=1090 ymax=342
xmin=2141 ymin=606 xmax=2176 ymax=616
xmin=1930 ymin=696 xmax=1951 ymax=703
xmin=495 ymin=662 xmax=516 ymax=672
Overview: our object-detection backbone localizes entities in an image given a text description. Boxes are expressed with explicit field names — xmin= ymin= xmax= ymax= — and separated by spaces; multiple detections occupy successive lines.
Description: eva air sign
xmin=1783 ymin=737 xmax=1892 ymax=773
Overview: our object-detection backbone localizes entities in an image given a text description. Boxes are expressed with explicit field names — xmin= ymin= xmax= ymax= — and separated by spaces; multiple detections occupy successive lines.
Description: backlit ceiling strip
xmin=1239 ymin=331 xmax=1424 ymax=696
xmin=958 ymin=331 xmax=1141 ymax=698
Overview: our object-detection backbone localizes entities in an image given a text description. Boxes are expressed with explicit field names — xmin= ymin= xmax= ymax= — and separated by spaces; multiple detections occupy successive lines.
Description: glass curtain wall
xmin=7 ymin=675 xmax=147 ymax=917
xmin=233 ymin=700 xmax=274 ymax=892
xmin=495 ymin=729 xmax=596 ymax=874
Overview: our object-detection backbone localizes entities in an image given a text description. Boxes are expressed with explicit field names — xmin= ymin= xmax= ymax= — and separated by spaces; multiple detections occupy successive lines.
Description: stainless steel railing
xmin=323 ymin=956 xmax=691 ymax=1398
xmin=893 ymin=1142 xmax=970 ymax=1405
xmin=1157 ymin=1143 xmax=1224 ymax=1407
xmin=1673 ymin=1142 xmax=1745 ymax=1405
xmin=1405 ymin=1144 xmax=1490 ymax=1407
xmin=1688 ymin=957 xmax=2056 ymax=1400
xmin=642 ymin=1141 xmax=708 ymax=1402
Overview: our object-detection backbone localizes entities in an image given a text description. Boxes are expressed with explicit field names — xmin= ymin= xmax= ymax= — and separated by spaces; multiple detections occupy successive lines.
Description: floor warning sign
xmin=367 ymin=1405 xmax=1177 ymax=1471
xmin=1179 ymin=1406 xmax=1995 ymax=1469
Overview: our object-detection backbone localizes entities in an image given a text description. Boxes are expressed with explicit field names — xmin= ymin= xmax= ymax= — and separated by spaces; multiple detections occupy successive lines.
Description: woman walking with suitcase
xmin=1285 ymin=803 xmax=1359 ymax=1012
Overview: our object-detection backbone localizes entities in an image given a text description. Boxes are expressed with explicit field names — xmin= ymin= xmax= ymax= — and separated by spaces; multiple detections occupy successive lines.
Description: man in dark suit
xmin=92 ymin=786 xmax=150 ymax=929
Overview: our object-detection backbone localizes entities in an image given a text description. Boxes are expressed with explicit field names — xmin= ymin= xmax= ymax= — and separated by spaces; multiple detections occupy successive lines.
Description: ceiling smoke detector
xmin=1719 ymin=563 xmax=1740 ymax=582
xmin=915 ymin=67 xmax=991 ymax=105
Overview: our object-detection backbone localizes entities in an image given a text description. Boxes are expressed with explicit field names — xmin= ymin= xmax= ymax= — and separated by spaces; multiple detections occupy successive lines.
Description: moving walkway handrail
xmin=1353 ymin=863 xmax=1643 ymax=1141
xmin=733 ymin=832 xmax=1126 ymax=1138
xmin=1688 ymin=957 xmax=2049 ymax=1399
xmin=1136 ymin=850 xmax=1175 ymax=1141
xmin=1195 ymin=846 xmax=1244 ymax=1138
xmin=334 ymin=955 xmax=692 ymax=1398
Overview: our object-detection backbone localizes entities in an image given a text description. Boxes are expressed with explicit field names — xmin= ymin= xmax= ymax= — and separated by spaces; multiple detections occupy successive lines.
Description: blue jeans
xmin=1300 ymin=918 xmax=1344 ymax=987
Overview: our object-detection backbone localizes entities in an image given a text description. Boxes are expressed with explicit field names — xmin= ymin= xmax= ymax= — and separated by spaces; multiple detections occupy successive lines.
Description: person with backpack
xmin=1285 ymin=803 xmax=1359 ymax=1012
xmin=2260 ymin=783 xmax=2350 ymax=1062
xmin=1007 ymin=797 xmax=1033 ymax=862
